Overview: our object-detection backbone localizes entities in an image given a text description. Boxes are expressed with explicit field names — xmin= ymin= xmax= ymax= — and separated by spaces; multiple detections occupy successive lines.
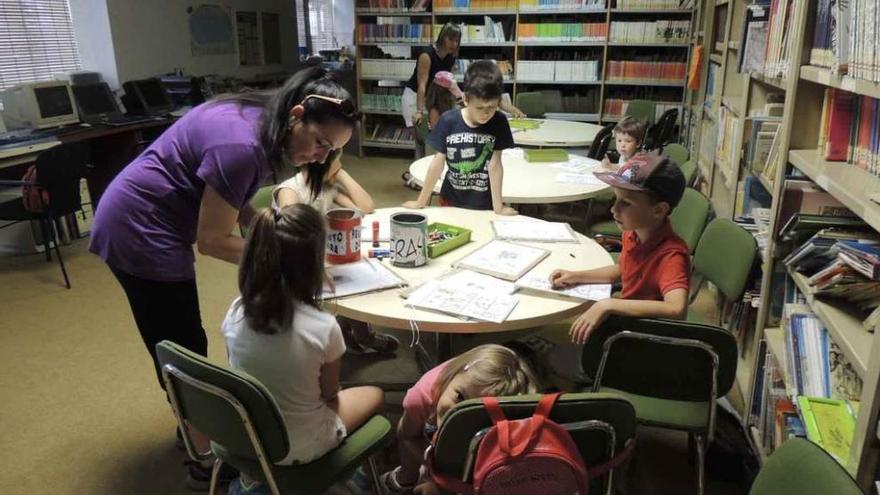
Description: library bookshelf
xmin=354 ymin=0 xmax=695 ymax=155
xmin=693 ymin=0 xmax=880 ymax=488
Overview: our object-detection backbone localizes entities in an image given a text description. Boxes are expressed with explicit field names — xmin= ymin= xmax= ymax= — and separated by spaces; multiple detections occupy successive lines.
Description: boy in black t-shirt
xmin=403 ymin=60 xmax=518 ymax=214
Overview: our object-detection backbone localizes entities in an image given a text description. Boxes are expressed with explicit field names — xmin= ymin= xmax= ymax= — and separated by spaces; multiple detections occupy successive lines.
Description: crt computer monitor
xmin=72 ymin=82 xmax=123 ymax=122
xmin=122 ymin=78 xmax=175 ymax=116
xmin=0 ymin=81 xmax=80 ymax=129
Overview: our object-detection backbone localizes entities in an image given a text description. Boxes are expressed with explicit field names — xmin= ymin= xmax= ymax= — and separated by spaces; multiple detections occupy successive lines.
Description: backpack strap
xmin=587 ymin=437 xmax=638 ymax=480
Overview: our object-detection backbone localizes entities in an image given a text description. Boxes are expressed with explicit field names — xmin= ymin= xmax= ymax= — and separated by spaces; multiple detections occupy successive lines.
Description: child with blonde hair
xmin=380 ymin=344 xmax=540 ymax=494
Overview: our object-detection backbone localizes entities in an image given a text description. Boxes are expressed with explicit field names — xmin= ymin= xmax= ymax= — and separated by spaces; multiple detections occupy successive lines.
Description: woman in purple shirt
xmin=89 ymin=67 xmax=359 ymax=390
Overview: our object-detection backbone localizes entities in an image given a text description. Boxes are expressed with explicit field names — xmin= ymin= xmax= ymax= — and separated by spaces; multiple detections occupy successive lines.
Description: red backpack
xmin=430 ymin=393 xmax=635 ymax=495
xmin=22 ymin=165 xmax=49 ymax=213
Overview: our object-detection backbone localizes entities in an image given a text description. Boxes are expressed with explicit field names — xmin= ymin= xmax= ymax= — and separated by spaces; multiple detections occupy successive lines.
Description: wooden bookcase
xmin=693 ymin=0 xmax=880 ymax=488
xmin=354 ymin=0 xmax=696 ymax=156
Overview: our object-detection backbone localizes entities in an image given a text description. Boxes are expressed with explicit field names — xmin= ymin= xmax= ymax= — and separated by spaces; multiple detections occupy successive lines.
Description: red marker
xmin=372 ymin=221 xmax=380 ymax=247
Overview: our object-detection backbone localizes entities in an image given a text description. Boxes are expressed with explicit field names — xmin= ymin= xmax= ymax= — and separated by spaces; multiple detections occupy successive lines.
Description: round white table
xmin=512 ymin=119 xmax=604 ymax=148
xmin=328 ymin=207 xmax=613 ymax=336
xmin=408 ymin=148 xmax=609 ymax=204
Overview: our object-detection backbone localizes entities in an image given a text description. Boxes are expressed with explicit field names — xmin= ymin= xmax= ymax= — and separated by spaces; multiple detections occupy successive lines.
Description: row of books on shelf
xmin=715 ymin=106 xmax=740 ymax=188
xmin=358 ymin=23 xmax=433 ymax=43
xmin=367 ymin=123 xmax=415 ymax=144
xmin=810 ymin=0 xmax=880 ymax=83
xmin=516 ymin=60 xmax=598 ymax=82
xmin=616 ymin=0 xmax=692 ymax=8
xmin=432 ymin=19 xmax=509 ymax=43
xmin=361 ymin=91 xmax=404 ymax=112
xmin=518 ymin=0 xmax=605 ymax=11
xmin=433 ymin=0 xmax=515 ymax=11
xmin=517 ymin=22 xmax=607 ymax=42
xmin=608 ymin=20 xmax=689 ymax=43
xmin=737 ymin=1 xmax=798 ymax=79
xmin=601 ymin=100 xmax=680 ymax=121
xmin=751 ymin=299 xmax=861 ymax=462
xmin=357 ymin=0 xmax=426 ymax=11
xmin=361 ymin=58 xmax=415 ymax=78
xmin=818 ymin=88 xmax=880 ymax=177
xmin=605 ymin=60 xmax=687 ymax=82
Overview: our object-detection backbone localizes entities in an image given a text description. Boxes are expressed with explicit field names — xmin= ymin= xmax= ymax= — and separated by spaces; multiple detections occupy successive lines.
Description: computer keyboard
xmin=101 ymin=115 xmax=161 ymax=126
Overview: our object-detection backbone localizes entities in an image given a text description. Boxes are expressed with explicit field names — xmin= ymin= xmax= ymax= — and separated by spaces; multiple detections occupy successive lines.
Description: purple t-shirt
xmin=89 ymin=102 xmax=274 ymax=281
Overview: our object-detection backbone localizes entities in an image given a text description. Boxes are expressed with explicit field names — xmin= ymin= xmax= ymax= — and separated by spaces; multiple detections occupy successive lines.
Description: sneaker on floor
xmin=228 ymin=476 xmax=271 ymax=495
xmin=379 ymin=467 xmax=415 ymax=495
xmin=184 ymin=460 xmax=238 ymax=491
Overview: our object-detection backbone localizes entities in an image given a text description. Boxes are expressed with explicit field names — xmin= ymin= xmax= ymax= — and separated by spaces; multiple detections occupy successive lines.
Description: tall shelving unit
xmin=692 ymin=0 xmax=880 ymax=489
xmin=354 ymin=0 xmax=695 ymax=156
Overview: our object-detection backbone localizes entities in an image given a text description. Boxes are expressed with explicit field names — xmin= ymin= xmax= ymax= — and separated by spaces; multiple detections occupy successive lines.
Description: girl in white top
xmin=272 ymin=159 xmax=375 ymax=214
xmin=222 ymin=204 xmax=384 ymax=486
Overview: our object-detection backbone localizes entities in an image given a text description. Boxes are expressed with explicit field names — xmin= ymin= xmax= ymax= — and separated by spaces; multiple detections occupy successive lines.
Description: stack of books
xmin=433 ymin=0 xmax=516 ymax=11
xmin=366 ymin=123 xmax=415 ymax=145
xmin=810 ymin=0 xmax=880 ymax=81
xmin=605 ymin=60 xmax=687 ymax=82
xmin=517 ymin=60 xmax=599 ymax=82
xmin=518 ymin=0 xmax=605 ymax=10
xmin=361 ymin=87 xmax=404 ymax=112
xmin=434 ymin=18 xmax=509 ymax=43
xmin=358 ymin=22 xmax=432 ymax=43
xmin=763 ymin=0 xmax=799 ymax=78
xmin=517 ymin=22 xmax=608 ymax=42
xmin=608 ymin=20 xmax=690 ymax=43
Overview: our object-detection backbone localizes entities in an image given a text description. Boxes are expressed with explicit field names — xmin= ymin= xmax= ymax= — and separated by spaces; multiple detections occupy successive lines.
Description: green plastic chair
xmin=431 ymin=393 xmax=637 ymax=495
xmin=589 ymin=188 xmax=712 ymax=254
xmin=749 ymin=438 xmax=864 ymax=495
xmin=240 ymin=184 xmax=277 ymax=237
xmin=156 ymin=341 xmax=393 ymax=495
xmin=680 ymin=160 xmax=698 ymax=186
xmin=662 ymin=143 xmax=690 ymax=168
xmin=692 ymin=218 xmax=758 ymax=316
xmin=515 ymin=91 xmax=546 ymax=118
xmin=415 ymin=114 xmax=436 ymax=156
xmin=581 ymin=316 xmax=738 ymax=495
xmin=624 ymin=99 xmax=656 ymax=125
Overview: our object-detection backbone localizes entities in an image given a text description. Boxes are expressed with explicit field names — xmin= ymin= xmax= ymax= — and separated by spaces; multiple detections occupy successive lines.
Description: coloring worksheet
xmin=454 ymin=240 xmax=550 ymax=281
xmin=515 ymin=272 xmax=612 ymax=302
xmin=405 ymin=280 xmax=519 ymax=323
xmin=492 ymin=220 xmax=578 ymax=243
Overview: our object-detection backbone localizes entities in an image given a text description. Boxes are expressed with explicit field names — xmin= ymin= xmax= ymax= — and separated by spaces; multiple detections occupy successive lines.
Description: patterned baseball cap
xmin=593 ymin=152 xmax=686 ymax=208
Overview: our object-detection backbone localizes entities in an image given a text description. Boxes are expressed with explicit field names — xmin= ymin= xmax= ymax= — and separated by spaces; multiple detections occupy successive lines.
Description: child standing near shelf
xmin=403 ymin=60 xmax=518 ymax=214
xmin=601 ymin=116 xmax=648 ymax=170
xmin=223 ymin=204 xmax=384 ymax=495
xmin=550 ymin=153 xmax=690 ymax=343
xmin=379 ymin=344 xmax=540 ymax=494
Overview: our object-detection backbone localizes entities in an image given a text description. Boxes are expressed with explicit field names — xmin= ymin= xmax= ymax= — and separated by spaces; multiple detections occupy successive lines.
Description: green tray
xmin=524 ymin=148 xmax=569 ymax=162
xmin=508 ymin=118 xmax=541 ymax=130
xmin=427 ymin=222 xmax=472 ymax=258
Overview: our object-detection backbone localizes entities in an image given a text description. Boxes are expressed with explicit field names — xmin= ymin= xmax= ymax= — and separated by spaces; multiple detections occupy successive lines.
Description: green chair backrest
xmin=693 ymin=218 xmax=758 ymax=302
xmin=624 ymin=99 xmax=656 ymax=125
xmin=156 ymin=341 xmax=290 ymax=464
xmin=679 ymin=159 xmax=698 ymax=186
xmin=669 ymin=188 xmax=712 ymax=253
xmin=416 ymin=116 xmax=437 ymax=155
xmin=515 ymin=91 xmax=546 ymax=118
xmin=432 ymin=393 xmax=636 ymax=494
xmin=251 ymin=184 xmax=276 ymax=212
xmin=750 ymin=438 xmax=864 ymax=495
xmin=662 ymin=143 xmax=690 ymax=167
xmin=581 ymin=316 xmax=737 ymax=402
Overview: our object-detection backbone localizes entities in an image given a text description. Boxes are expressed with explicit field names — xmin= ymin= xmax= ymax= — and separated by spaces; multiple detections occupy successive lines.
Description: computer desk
xmin=0 ymin=119 xmax=174 ymax=207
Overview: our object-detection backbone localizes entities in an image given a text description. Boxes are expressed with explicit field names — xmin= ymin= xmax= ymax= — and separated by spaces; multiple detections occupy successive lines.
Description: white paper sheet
xmin=515 ymin=273 xmax=612 ymax=302
xmin=492 ymin=220 xmax=578 ymax=243
xmin=405 ymin=280 xmax=519 ymax=323
xmin=554 ymin=172 xmax=604 ymax=186
xmin=440 ymin=269 xmax=516 ymax=295
xmin=322 ymin=259 xmax=405 ymax=299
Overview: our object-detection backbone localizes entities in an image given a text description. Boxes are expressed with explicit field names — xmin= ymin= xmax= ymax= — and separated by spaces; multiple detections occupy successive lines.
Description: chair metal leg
xmin=209 ymin=458 xmax=221 ymax=495
xmin=50 ymin=223 xmax=71 ymax=289
xmin=39 ymin=219 xmax=52 ymax=261
xmin=367 ymin=455 xmax=382 ymax=495
xmin=694 ymin=433 xmax=706 ymax=495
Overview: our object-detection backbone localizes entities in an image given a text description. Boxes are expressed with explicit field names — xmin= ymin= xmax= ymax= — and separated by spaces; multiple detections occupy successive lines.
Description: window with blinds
xmin=295 ymin=0 xmax=337 ymax=56
xmin=0 ymin=0 xmax=81 ymax=90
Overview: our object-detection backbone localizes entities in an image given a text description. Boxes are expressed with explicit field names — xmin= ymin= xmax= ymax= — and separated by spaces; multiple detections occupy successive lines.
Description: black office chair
xmin=645 ymin=108 xmax=679 ymax=151
xmin=587 ymin=123 xmax=615 ymax=160
xmin=0 ymin=143 xmax=90 ymax=289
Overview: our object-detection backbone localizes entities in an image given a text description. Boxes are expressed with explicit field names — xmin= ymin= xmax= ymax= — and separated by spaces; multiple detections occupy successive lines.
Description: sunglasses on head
xmin=300 ymin=94 xmax=358 ymax=117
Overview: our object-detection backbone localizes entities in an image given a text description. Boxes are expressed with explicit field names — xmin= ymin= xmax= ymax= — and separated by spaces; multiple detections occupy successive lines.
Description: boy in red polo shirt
xmin=550 ymin=152 xmax=689 ymax=344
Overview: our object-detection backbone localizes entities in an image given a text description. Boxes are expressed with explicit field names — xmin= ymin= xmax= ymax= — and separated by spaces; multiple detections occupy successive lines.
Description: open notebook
xmin=515 ymin=272 xmax=612 ymax=302
xmin=322 ymin=259 xmax=406 ymax=299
